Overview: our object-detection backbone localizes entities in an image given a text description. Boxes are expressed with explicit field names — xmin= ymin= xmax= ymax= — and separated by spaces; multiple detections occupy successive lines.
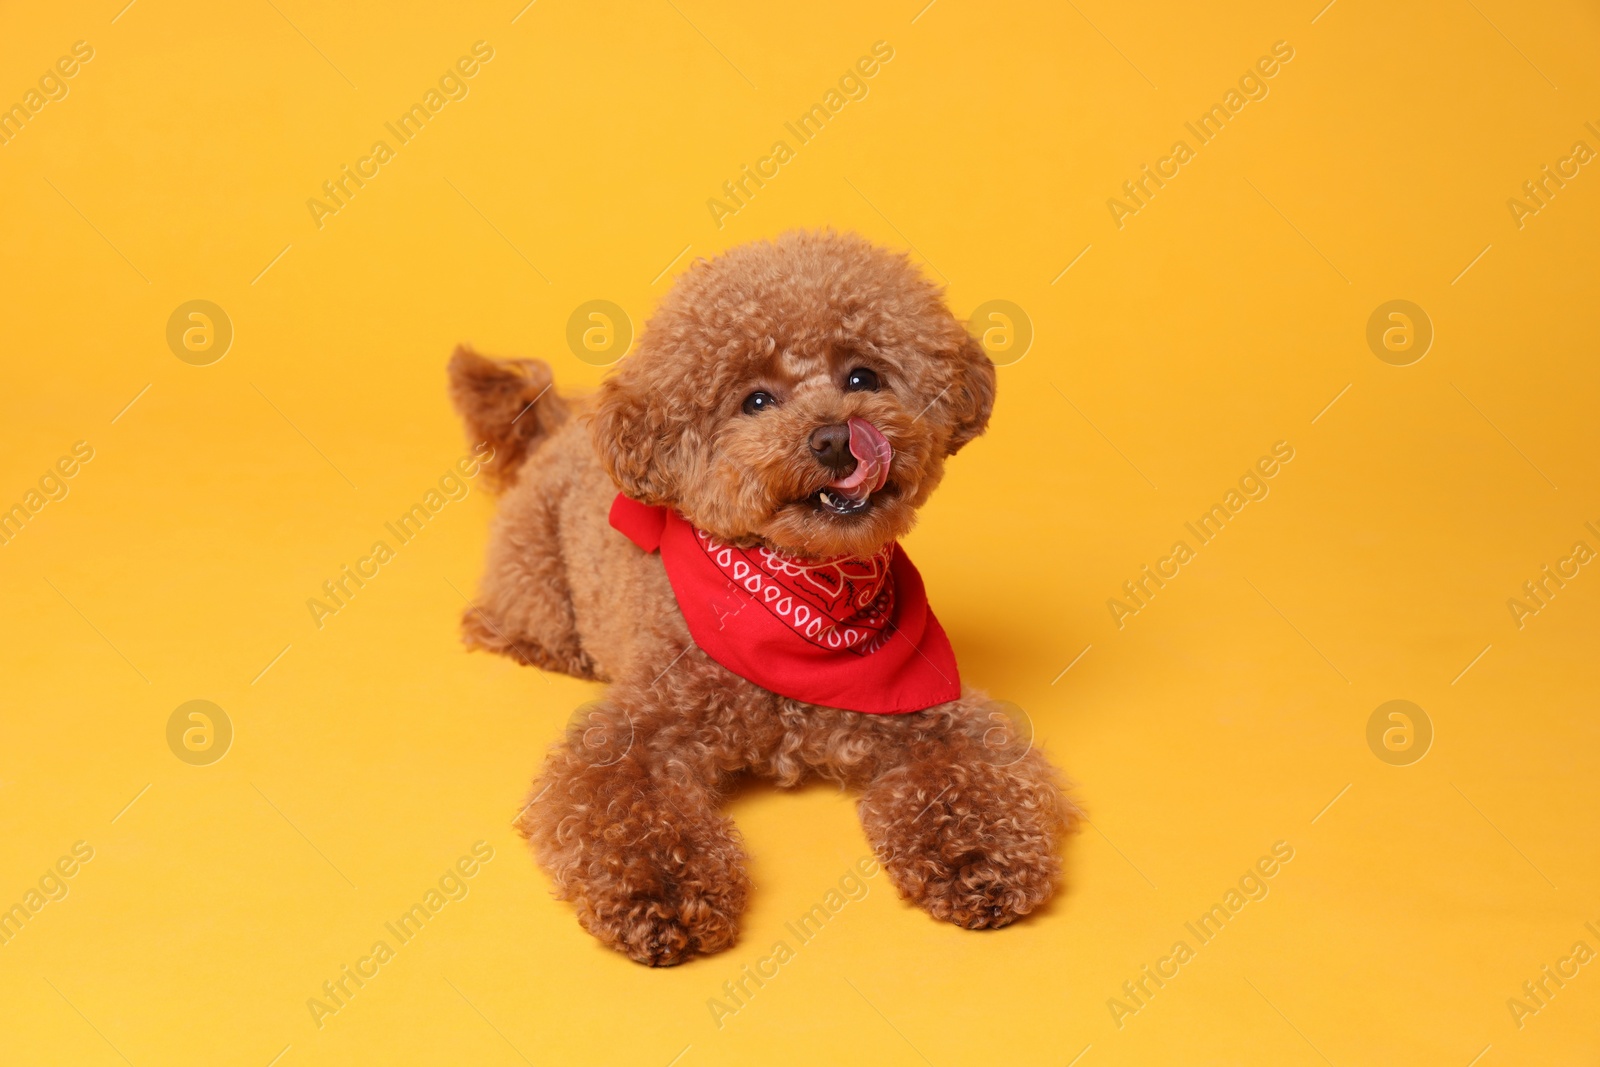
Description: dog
xmin=449 ymin=230 xmax=1073 ymax=966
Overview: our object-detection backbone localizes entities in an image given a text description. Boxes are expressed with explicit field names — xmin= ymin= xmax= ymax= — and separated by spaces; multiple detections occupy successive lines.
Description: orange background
xmin=2 ymin=1 xmax=1598 ymax=1064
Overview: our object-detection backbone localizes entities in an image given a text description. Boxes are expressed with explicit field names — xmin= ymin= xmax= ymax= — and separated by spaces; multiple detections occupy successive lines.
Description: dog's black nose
xmin=809 ymin=423 xmax=855 ymax=473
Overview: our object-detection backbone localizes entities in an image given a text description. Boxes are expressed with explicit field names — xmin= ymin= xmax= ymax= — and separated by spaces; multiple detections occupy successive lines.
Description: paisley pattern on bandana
xmin=693 ymin=530 xmax=895 ymax=654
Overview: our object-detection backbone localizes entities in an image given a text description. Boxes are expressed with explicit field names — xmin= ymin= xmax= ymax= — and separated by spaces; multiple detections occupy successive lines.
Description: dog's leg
xmin=462 ymin=487 xmax=601 ymax=681
xmin=857 ymin=699 xmax=1075 ymax=929
xmin=517 ymin=696 xmax=749 ymax=966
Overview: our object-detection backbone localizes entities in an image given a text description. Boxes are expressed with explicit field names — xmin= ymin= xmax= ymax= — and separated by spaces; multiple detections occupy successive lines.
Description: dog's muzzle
xmin=813 ymin=418 xmax=892 ymax=515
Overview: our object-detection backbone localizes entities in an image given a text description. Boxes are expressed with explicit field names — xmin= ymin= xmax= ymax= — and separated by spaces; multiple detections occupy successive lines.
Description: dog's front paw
xmin=583 ymin=877 xmax=745 ymax=966
xmin=863 ymin=752 xmax=1071 ymax=929
xmin=526 ymin=755 xmax=751 ymax=966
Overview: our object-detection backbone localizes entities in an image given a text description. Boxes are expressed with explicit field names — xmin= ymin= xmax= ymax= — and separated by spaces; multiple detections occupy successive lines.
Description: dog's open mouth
xmin=813 ymin=418 xmax=892 ymax=517
xmin=817 ymin=487 xmax=873 ymax=515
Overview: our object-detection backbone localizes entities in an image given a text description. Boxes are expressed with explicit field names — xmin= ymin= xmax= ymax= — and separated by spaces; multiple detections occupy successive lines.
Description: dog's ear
xmin=943 ymin=334 xmax=996 ymax=454
xmin=590 ymin=371 xmax=677 ymax=504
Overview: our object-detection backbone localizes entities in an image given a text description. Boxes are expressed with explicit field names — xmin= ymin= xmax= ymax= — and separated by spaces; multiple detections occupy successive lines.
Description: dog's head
xmin=592 ymin=230 xmax=994 ymax=559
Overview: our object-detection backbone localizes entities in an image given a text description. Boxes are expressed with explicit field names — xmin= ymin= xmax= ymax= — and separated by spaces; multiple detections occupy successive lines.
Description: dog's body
xmin=451 ymin=383 xmax=661 ymax=685
xmin=451 ymin=232 xmax=1072 ymax=966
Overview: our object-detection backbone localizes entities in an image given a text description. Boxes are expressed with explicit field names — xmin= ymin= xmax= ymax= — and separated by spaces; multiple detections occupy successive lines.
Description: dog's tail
xmin=447 ymin=345 xmax=570 ymax=491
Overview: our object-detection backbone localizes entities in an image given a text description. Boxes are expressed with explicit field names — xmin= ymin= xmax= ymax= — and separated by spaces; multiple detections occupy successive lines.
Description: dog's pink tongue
xmin=828 ymin=418 xmax=893 ymax=502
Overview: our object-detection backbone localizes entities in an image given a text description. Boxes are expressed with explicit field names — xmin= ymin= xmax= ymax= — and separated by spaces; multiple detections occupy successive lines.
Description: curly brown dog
xmin=449 ymin=230 xmax=1074 ymax=966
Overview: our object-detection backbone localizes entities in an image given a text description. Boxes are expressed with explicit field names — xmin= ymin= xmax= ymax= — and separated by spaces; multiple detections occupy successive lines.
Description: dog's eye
xmin=741 ymin=391 xmax=778 ymax=415
xmin=845 ymin=367 xmax=880 ymax=392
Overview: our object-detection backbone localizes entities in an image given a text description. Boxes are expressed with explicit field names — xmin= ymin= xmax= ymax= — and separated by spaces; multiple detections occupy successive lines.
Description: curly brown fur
xmin=448 ymin=345 xmax=570 ymax=491
xmin=453 ymin=230 xmax=1075 ymax=966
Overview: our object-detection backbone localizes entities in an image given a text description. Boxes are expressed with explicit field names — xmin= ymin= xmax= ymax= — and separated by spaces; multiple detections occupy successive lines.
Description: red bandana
xmin=609 ymin=493 xmax=960 ymax=714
